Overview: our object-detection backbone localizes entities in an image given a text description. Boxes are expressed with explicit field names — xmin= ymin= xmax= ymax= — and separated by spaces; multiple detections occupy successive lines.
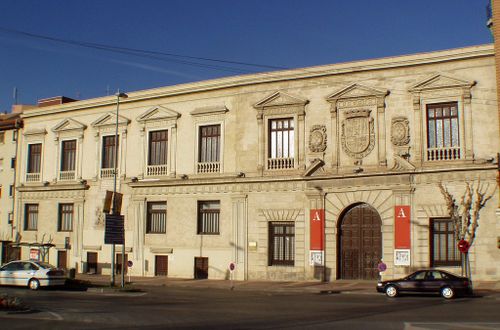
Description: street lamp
xmin=111 ymin=91 xmax=128 ymax=288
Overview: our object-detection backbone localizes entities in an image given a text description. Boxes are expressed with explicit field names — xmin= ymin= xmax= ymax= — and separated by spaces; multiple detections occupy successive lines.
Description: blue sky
xmin=0 ymin=0 xmax=493 ymax=112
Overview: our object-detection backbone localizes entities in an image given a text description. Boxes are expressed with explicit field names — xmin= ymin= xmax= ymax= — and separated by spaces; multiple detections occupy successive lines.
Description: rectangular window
xmin=0 ymin=158 xmax=3 ymax=171
xmin=11 ymin=157 xmax=15 ymax=169
xmin=9 ymin=185 xmax=13 ymax=197
xmin=197 ymin=201 xmax=220 ymax=234
xmin=102 ymin=136 xmax=118 ymax=169
xmin=268 ymin=118 xmax=294 ymax=169
xmin=61 ymin=140 xmax=77 ymax=171
xmin=58 ymin=203 xmax=73 ymax=232
xmin=24 ymin=204 xmax=38 ymax=231
xmin=27 ymin=143 xmax=42 ymax=173
xmin=430 ymin=218 xmax=461 ymax=267
xmin=0 ymin=132 xmax=4 ymax=143
xmin=426 ymin=102 xmax=460 ymax=160
xmin=268 ymin=222 xmax=295 ymax=266
xmin=197 ymin=125 xmax=221 ymax=173
xmin=147 ymin=202 xmax=167 ymax=234
xmin=148 ymin=130 xmax=168 ymax=166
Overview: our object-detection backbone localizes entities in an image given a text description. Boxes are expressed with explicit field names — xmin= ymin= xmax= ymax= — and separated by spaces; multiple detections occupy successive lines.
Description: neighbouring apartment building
xmin=10 ymin=44 xmax=500 ymax=281
xmin=0 ymin=109 xmax=22 ymax=264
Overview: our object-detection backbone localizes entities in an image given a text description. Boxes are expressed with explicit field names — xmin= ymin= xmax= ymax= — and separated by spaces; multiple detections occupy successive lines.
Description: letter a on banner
xmin=394 ymin=205 xmax=411 ymax=249
xmin=310 ymin=209 xmax=324 ymax=250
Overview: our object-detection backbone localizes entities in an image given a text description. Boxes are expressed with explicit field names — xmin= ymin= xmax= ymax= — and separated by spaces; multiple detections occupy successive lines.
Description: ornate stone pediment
xmin=137 ymin=106 xmax=180 ymax=123
xmin=91 ymin=112 xmax=130 ymax=128
xmin=409 ymin=74 xmax=475 ymax=92
xmin=326 ymin=83 xmax=388 ymax=102
xmin=51 ymin=118 xmax=87 ymax=133
xmin=254 ymin=91 xmax=308 ymax=109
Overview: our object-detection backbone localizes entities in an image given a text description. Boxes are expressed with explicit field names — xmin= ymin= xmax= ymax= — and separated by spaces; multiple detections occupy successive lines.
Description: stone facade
xmin=10 ymin=44 xmax=500 ymax=281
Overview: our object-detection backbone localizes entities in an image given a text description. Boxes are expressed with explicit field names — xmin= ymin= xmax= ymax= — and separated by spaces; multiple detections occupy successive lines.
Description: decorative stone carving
xmin=391 ymin=117 xmax=410 ymax=146
xmin=341 ymin=109 xmax=375 ymax=159
xmin=309 ymin=125 xmax=327 ymax=152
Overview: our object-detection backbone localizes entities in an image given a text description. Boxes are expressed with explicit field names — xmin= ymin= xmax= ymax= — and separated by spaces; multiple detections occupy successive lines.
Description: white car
xmin=0 ymin=260 xmax=66 ymax=290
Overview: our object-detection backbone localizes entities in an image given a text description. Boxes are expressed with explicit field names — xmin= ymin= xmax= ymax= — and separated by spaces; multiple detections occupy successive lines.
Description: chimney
xmin=37 ymin=96 xmax=78 ymax=108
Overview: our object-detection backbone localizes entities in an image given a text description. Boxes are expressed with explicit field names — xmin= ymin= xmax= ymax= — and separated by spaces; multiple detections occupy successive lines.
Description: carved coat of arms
xmin=341 ymin=109 xmax=375 ymax=159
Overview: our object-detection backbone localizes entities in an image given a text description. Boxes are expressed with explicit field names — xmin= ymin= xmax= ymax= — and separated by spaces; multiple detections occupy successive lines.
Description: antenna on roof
xmin=13 ymin=87 xmax=18 ymax=105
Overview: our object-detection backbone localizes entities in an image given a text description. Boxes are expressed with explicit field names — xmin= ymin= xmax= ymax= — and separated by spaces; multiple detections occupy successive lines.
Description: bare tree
xmin=438 ymin=180 xmax=494 ymax=279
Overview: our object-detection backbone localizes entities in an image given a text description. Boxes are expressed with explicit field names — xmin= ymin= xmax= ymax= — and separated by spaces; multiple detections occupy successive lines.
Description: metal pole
xmin=322 ymin=190 xmax=327 ymax=282
xmin=110 ymin=92 xmax=120 ymax=287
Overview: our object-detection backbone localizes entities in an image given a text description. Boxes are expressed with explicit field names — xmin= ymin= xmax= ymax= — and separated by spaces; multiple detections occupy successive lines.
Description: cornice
xmin=21 ymin=44 xmax=494 ymax=119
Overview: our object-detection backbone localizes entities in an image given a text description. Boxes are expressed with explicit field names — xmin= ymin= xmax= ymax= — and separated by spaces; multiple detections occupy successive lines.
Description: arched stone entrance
xmin=338 ymin=203 xmax=382 ymax=280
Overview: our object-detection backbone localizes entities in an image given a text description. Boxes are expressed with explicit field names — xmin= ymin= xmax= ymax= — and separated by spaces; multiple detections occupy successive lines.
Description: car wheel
xmin=28 ymin=278 xmax=40 ymax=290
xmin=441 ymin=286 xmax=454 ymax=299
xmin=385 ymin=285 xmax=398 ymax=298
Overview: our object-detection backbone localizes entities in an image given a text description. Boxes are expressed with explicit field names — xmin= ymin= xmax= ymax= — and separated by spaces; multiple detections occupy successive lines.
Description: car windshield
xmin=35 ymin=262 xmax=56 ymax=269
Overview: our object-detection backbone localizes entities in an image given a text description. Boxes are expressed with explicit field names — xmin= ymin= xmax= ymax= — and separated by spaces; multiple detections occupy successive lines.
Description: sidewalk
xmin=75 ymin=274 xmax=500 ymax=295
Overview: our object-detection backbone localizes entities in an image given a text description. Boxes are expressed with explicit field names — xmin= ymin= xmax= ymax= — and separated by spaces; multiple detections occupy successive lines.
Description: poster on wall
xmin=309 ymin=250 xmax=324 ymax=266
xmin=395 ymin=205 xmax=411 ymax=249
xmin=29 ymin=248 xmax=40 ymax=261
xmin=394 ymin=249 xmax=411 ymax=266
xmin=310 ymin=209 xmax=324 ymax=250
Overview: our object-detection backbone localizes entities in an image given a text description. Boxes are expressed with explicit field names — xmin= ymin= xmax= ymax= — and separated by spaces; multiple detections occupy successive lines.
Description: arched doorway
xmin=338 ymin=203 xmax=382 ymax=280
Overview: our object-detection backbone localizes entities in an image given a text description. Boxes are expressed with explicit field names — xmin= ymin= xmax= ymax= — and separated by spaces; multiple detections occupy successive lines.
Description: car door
xmin=398 ymin=271 xmax=426 ymax=292
xmin=0 ymin=262 xmax=20 ymax=285
xmin=422 ymin=271 xmax=443 ymax=293
xmin=14 ymin=262 xmax=37 ymax=286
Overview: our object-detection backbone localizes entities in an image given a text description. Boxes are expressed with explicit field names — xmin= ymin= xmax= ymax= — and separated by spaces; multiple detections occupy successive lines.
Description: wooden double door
xmin=339 ymin=204 xmax=382 ymax=280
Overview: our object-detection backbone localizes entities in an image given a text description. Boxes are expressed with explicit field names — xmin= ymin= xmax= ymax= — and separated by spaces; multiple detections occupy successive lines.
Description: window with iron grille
xmin=148 ymin=130 xmax=168 ymax=166
xmin=24 ymin=204 xmax=38 ymax=231
xmin=430 ymin=218 xmax=461 ymax=267
xmin=426 ymin=102 xmax=460 ymax=160
xmin=147 ymin=202 xmax=167 ymax=234
xmin=268 ymin=222 xmax=295 ymax=266
xmin=61 ymin=140 xmax=77 ymax=171
xmin=58 ymin=203 xmax=73 ymax=232
xmin=27 ymin=143 xmax=42 ymax=173
xmin=197 ymin=201 xmax=220 ymax=234
xmin=198 ymin=125 xmax=220 ymax=163
xmin=102 ymin=135 xmax=118 ymax=169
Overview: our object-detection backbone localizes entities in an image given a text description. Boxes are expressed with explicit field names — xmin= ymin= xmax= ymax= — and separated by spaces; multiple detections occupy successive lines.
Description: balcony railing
xmin=267 ymin=157 xmax=294 ymax=170
xmin=147 ymin=164 xmax=168 ymax=176
xmin=59 ymin=170 xmax=76 ymax=181
xmin=427 ymin=147 xmax=461 ymax=161
xmin=100 ymin=168 xmax=117 ymax=179
xmin=26 ymin=172 xmax=41 ymax=182
xmin=197 ymin=162 xmax=220 ymax=174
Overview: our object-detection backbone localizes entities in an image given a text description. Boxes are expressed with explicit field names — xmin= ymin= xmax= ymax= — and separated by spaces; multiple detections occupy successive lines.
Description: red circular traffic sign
xmin=127 ymin=260 xmax=133 ymax=267
xmin=229 ymin=262 xmax=236 ymax=272
xmin=377 ymin=262 xmax=387 ymax=272
xmin=458 ymin=239 xmax=470 ymax=253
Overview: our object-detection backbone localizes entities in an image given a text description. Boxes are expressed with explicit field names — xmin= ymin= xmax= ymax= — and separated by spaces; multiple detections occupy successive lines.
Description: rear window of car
xmin=36 ymin=262 xmax=56 ymax=269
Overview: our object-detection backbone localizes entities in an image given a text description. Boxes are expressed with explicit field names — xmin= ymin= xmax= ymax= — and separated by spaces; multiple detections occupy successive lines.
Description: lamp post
xmin=111 ymin=91 xmax=128 ymax=288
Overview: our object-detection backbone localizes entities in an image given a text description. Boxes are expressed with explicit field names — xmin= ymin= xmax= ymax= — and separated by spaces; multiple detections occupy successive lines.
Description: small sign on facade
xmin=309 ymin=250 xmax=324 ymax=266
xmin=29 ymin=248 xmax=40 ymax=261
xmin=394 ymin=249 xmax=411 ymax=266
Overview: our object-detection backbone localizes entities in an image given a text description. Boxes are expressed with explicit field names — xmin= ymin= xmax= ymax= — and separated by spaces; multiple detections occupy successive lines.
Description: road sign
xmin=127 ymin=260 xmax=133 ymax=268
xmin=458 ymin=239 xmax=470 ymax=253
xmin=104 ymin=214 xmax=124 ymax=245
xmin=103 ymin=191 xmax=113 ymax=214
xmin=229 ymin=262 xmax=236 ymax=272
xmin=377 ymin=261 xmax=387 ymax=272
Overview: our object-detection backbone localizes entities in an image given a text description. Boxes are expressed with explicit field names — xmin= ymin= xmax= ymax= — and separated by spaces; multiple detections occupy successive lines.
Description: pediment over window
xmin=253 ymin=91 xmax=308 ymax=109
xmin=326 ymin=83 xmax=388 ymax=102
xmin=51 ymin=118 xmax=87 ymax=133
xmin=408 ymin=74 xmax=475 ymax=92
xmin=137 ymin=106 xmax=181 ymax=123
xmin=190 ymin=105 xmax=228 ymax=117
xmin=91 ymin=112 xmax=130 ymax=128
xmin=23 ymin=128 xmax=47 ymax=137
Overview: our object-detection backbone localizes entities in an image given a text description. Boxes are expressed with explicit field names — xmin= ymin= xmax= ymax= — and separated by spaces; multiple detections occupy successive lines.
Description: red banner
xmin=310 ymin=209 xmax=324 ymax=250
xmin=395 ymin=205 xmax=411 ymax=249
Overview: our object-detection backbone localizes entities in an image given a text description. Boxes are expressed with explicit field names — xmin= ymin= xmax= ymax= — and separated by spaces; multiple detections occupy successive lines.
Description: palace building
xmin=8 ymin=44 xmax=499 ymax=281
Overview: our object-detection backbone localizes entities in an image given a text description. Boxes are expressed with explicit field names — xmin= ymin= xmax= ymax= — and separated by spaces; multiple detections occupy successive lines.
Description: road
xmin=1 ymin=285 xmax=499 ymax=329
